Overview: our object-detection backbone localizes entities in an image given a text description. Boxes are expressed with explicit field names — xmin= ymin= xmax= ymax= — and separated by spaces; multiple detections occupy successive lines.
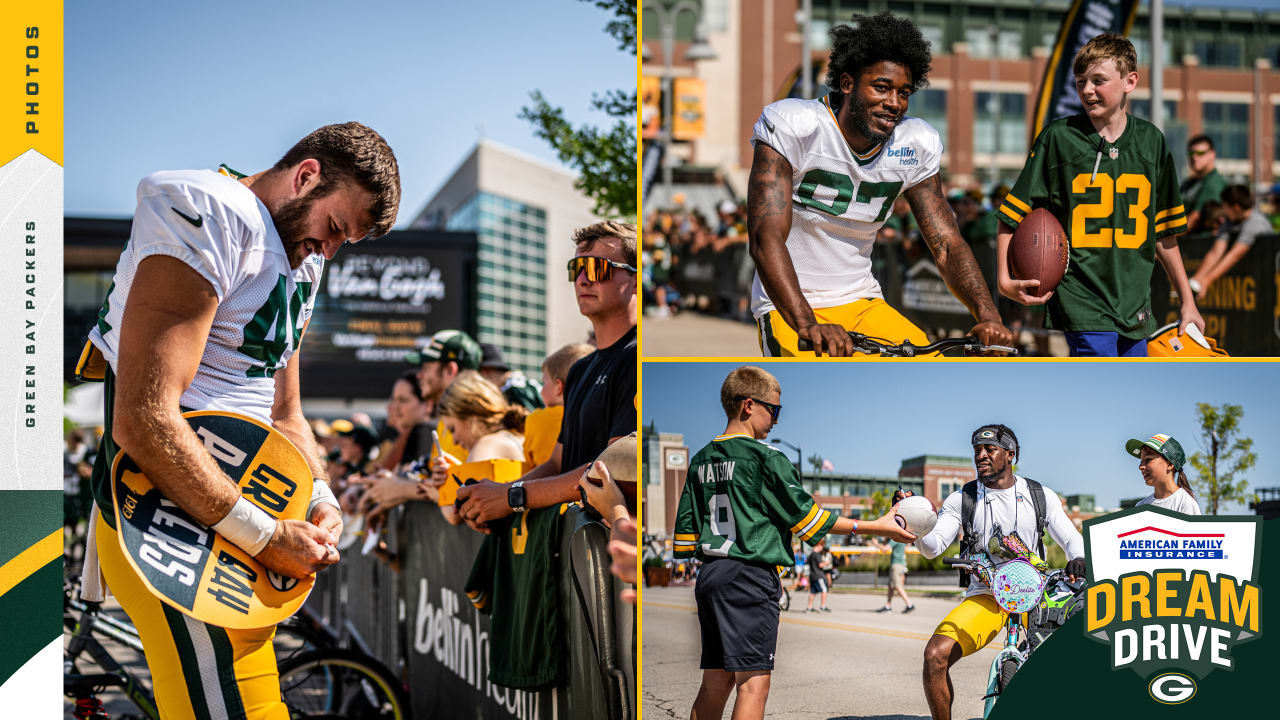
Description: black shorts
xmin=695 ymin=559 xmax=781 ymax=672
xmin=809 ymin=573 xmax=828 ymax=594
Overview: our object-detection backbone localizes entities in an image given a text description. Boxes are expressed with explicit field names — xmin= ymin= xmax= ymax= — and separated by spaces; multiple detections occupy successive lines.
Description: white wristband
xmin=212 ymin=497 xmax=277 ymax=556
xmin=308 ymin=478 xmax=339 ymax=519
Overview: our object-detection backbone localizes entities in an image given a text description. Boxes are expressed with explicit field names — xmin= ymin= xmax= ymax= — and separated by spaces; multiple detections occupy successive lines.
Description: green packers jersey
xmin=673 ymin=434 xmax=837 ymax=566
xmin=465 ymin=505 xmax=566 ymax=690
xmin=1180 ymin=168 xmax=1227 ymax=215
xmin=997 ymin=114 xmax=1187 ymax=337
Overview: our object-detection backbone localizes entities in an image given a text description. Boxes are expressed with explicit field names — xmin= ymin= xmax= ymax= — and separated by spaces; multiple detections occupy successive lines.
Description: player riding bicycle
xmin=909 ymin=424 xmax=1086 ymax=720
xmin=747 ymin=12 xmax=1012 ymax=357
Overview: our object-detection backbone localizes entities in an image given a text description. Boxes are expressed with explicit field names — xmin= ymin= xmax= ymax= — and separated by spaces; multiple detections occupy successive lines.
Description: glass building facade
xmin=445 ymin=191 xmax=549 ymax=374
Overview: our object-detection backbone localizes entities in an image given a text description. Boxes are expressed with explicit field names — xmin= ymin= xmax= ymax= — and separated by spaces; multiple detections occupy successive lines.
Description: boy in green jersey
xmin=673 ymin=366 xmax=915 ymax=720
xmin=994 ymin=33 xmax=1204 ymax=356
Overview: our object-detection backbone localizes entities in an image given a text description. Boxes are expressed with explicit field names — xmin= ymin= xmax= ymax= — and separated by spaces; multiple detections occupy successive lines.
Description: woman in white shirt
xmin=1126 ymin=433 xmax=1202 ymax=515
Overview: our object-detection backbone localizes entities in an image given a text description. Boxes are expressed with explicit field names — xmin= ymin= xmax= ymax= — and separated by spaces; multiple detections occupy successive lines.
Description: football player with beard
xmin=748 ymin=12 xmax=1012 ymax=357
xmin=78 ymin=122 xmax=400 ymax=719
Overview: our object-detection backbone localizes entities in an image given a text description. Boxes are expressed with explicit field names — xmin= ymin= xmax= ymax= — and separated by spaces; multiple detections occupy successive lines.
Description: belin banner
xmin=1031 ymin=0 xmax=1141 ymax=141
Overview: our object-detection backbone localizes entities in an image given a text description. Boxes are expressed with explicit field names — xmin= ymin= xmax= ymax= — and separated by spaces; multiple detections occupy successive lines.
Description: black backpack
xmin=958 ymin=478 xmax=1048 ymax=588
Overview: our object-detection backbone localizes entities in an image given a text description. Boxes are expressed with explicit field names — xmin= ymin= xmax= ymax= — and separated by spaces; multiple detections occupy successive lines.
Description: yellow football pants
xmin=96 ymin=513 xmax=288 ymax=720
xmin=757 ymin=298 xmax=929 ymax=357
xmin=933 ymin=594 xmax=1019 ymax=657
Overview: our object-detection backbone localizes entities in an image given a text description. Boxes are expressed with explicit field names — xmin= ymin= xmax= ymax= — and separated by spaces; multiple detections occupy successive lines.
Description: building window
xmin=964 ymin=27 xmax=1021 ymax=59
xmin=1201 ymin=102 xmax=1250 ymax=161
xmin=1192 ymin=39 xmax=1242 ymax=68
xmin=1131 ymin=100 xmax=1178 ymax=123
xmin=912 ymin=89 xmax=948 ymax=148
xmin=974 ymin=92 xmax=1027 ymax=156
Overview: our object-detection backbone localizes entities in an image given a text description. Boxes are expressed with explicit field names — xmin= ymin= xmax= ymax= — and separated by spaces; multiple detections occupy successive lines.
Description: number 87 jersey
xmin=673 ymin=434 xmax=836 ymax=567
xmin=749 ymin=96 xmax=943 ymax=319
xmin=88 ymin=167 xmax=323 ymax=425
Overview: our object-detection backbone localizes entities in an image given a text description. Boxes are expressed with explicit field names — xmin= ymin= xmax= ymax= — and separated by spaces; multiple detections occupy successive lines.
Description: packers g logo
xmin=1148 ymin=673 xmax=1196 ymax=704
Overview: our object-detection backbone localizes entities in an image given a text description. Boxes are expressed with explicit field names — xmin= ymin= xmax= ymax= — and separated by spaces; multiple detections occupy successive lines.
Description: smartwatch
xmin=507 ymin=481 xmax=527 ymax=513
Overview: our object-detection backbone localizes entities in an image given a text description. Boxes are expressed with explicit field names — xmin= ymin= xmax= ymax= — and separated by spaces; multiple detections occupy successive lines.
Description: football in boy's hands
xmin=1009 ymin=208 xmax=1069 ymax=297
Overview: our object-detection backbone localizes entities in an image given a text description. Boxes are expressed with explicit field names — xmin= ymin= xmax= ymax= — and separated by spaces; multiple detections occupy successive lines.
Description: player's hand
xmin=579 ymin=460 xmax=628 ymax=527
xmin=969 ymin=320 xmax=1015 ymax=353
xmin=456 ymin=479 xmax=513 ymax=528
xmin=999 ymin=277 xmax=1052 ymax=306
xmin=891 ymin=488 xmax=914 ymax=504
xmin=308 ymin=502 xmax=342 ymax=545
xmin=796 ymin=322 xmax=853 ymax=357
xmin=1065 ymin=556 xmax=1087 ymax=583
xmin=256 ymin=519 xmax=339 ymax=579
xmin=1178 ymin=302 xmax=1206 ymax=336
xmin=872 ymin=503 xmax=918 ymax=544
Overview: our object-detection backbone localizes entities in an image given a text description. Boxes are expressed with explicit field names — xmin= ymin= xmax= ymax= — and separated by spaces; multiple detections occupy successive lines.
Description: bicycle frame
xmin=65 ymin=603 xmax=159 ymax=719
xmin=796 ymin=332 xmax=1018 ymax=357
xmin=982 ymin=611 xmax=1027 ymax=718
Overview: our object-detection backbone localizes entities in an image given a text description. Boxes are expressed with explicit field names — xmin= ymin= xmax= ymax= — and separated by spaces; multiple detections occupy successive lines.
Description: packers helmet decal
xmin=112 ymin=410 xmax=315 ymax=629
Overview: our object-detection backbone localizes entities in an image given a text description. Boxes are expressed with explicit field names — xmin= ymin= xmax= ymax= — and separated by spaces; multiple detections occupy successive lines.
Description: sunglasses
xmin=740 ymin=396 xmax=782 ymax=422
xmin=568 ymin=256 xmax=637 ymax=283
xmin=1189 ymin=149 xmax=1211 ymax=158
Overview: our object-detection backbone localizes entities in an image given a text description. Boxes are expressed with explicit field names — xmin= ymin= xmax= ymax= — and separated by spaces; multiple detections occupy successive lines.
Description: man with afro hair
xmin=748 ymin=12 xmax=1012 ymax=357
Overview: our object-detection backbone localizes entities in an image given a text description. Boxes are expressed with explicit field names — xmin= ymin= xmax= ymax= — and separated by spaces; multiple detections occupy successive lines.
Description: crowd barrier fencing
xmin=306 ymin=500 xmax=635 ymax=720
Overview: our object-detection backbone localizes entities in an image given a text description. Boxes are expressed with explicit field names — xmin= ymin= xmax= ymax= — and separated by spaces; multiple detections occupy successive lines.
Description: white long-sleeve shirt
xmin=917 ymin=476 xmax=1085 ymax=598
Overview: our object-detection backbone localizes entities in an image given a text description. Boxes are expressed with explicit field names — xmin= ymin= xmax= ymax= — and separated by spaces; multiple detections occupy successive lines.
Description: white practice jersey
xmin=1137 ymin=488 xmax=1202 ymax=515
xmin=916 ymin=476 xmax=1085 ymax=598
xmin=749 ymin=95 xmax=942 ymax=318
xmin=88 ymin=168 xmax=323 ymax=424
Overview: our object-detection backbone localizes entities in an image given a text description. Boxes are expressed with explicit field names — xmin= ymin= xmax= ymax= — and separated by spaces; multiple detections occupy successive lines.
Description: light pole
xmin=988 ymin=24 xmax=1000 ymax=191
xmin=643 ymin=0 xmax=717 ymax=190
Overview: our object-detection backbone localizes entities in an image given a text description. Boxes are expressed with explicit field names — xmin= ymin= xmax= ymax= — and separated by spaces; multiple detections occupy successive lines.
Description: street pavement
xmin=642 ymin=584 xmax=998 ymax=720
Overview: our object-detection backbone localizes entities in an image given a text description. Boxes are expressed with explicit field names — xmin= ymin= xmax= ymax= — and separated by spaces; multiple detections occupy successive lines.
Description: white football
xmin=894 ymin=495 xmax=938 ymax=536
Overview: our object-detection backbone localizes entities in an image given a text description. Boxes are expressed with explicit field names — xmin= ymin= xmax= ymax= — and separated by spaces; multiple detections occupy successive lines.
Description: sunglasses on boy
xmin=567 ymin=256 xmax=638 ymax=283
xmin=739 ymin=396 xmax=782 ymax=422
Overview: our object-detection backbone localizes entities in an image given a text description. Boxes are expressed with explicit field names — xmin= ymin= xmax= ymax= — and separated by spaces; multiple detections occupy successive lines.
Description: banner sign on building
xmin=641 ymin=76 xmax=662 ymax=140
xmin=300 ymin=230 xmax=475 ymax=398
xmin=1031 ymin=0 xmax=1140 ymax=141
xmin=671 ymin=77 xmax=706 ymax=141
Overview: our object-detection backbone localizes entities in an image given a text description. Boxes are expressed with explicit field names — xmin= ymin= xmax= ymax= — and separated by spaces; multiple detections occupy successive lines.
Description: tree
xmin=1187 ymin=402 xmax=1256 ymax=514
xmin=520 ymin=0 xmax=636 ymax=218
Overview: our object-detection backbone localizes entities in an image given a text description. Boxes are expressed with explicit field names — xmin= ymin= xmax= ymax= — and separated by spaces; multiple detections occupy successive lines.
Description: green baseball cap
xmin=1125 ymin=433 xmax=1186 ymax=471
xmin=404 ymin=329 xmax=482 ymax=370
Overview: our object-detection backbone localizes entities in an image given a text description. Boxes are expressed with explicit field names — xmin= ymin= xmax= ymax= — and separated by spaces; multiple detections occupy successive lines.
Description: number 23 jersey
xmin=673 ymin=434 xmax=836 ymax=567
xmin=749 ymin=95 xmax=942 ymax=319
xmin=997 ymin=114 xmax=1187 ymax=337
xmin=89 ymin=167 xmax=322 ymax=423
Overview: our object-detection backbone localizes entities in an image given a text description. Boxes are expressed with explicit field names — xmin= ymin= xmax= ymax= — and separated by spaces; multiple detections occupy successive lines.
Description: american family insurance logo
xmin=1083 ymin=507 xmax=1263 ymax=705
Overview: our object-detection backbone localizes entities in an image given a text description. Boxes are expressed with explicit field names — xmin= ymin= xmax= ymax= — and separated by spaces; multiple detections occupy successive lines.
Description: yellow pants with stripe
xmin=933 ymin=594 xmax=1018 ymax=657
xmin=756 ymin=298 xmax=929 ymax=357
xmin=96 ymin=513 xmax=288 ymax=720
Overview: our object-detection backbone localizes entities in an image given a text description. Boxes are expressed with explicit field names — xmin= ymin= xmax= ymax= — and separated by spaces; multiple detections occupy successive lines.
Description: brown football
xmin=1009 ymin=208 xmax=1069 ymax=297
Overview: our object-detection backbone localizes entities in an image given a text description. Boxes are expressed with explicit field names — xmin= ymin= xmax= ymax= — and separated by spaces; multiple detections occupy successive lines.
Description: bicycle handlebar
xmin=795 ymin=332 xmax=1017 ymax=357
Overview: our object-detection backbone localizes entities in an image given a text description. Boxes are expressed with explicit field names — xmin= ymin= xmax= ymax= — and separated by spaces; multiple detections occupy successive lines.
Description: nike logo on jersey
xmin=172 ymin=207 xmax=203 ymax=228
xmin=762 ymin=116 xmax=775 ymax=134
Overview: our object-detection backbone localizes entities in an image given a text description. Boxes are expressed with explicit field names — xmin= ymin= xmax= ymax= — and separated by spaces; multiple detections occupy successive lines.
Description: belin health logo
xmin=1083 ymin=507 xmax=1263 ymax=705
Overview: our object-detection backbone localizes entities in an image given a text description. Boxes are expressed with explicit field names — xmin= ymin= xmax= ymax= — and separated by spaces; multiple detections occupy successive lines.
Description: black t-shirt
xmin=807 ymin=551 xmax=826 ymax=581
xmin=402 ymin=420 xmax=436 ymax=465
xmin=558 ymin=324 xmax=637 ymax=470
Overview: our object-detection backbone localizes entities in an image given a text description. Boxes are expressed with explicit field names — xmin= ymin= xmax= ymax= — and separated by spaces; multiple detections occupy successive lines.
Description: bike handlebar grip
xmin=942 ymin=557 xmax=966 ymax=566
xmin=797 ymin=338 xmax=813 ymax=352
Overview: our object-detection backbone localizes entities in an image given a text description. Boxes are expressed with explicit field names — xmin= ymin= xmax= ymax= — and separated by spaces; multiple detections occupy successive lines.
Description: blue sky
xmin=65 ymin=1 xmax=632 ymax=224
xmin=644 ymin=361 xmax=1280 ymax=512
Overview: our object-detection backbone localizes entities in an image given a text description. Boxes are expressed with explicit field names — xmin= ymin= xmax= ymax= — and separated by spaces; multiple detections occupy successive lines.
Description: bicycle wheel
xmin=998 ymin=657 xmax=1019 ymax=693
xmin=273 ymin=617 xmax=326 ymax=667
xmin=778 ymin=588 xmax=790 ymax=612
xmin=278 ymin=648 xmax=408 ymax=720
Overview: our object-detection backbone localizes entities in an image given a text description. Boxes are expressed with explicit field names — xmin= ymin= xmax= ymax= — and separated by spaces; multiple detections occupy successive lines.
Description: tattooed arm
xmin=904 ymin=174 xmax=1014 ymax=349
xmin=747 ymin=142 xmax=853 ymax=356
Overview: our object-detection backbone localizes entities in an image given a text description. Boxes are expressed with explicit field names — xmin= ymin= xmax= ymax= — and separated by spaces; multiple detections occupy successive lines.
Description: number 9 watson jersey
xmin=673 ymin=434 xmax=836 ymax=567
xmin=749 ymin=95 xmax=943 ymax=319
xmin=88 ymin=167 xmax=323 ymax=424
